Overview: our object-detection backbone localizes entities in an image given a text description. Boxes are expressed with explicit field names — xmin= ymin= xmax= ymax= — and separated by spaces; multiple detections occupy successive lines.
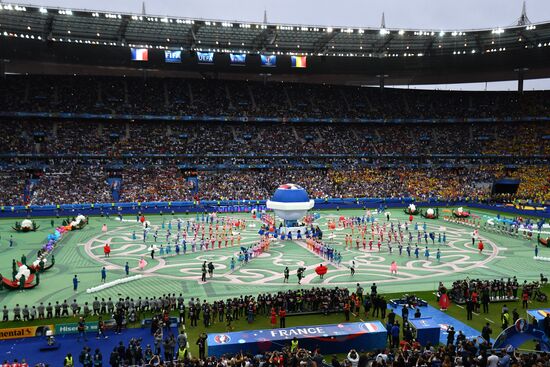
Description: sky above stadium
xmin=18 ymin=0 xmax=550 ymax=90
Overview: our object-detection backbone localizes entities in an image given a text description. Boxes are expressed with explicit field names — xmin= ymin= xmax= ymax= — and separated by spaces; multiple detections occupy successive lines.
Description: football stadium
xmin=0 ymin=1 xmax=550 ymax=366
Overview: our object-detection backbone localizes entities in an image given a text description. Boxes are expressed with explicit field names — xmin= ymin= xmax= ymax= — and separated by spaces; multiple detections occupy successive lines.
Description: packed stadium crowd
xmin=0 ymin=165 xmax=548 ymax=206
xmin=0 ymin=164 xmax=550 ymax=206
xmin=3 ymin=76 xmax=550 ymax=120
xmin=67 ymin=343 xmax=549 ymax=367
xmin=1 ymin=284 xmax=548 ymax=366
xmin=0 ymin=78 xmax=549 ymax=208
xmin=0 ymin=120 xmax=548 ymax=157
xmin=49 ymin=333 xmax=550 ymax=367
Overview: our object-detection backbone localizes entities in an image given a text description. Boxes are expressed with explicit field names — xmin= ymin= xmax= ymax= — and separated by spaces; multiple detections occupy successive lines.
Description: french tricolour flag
xmin=131 ymin=48 xmax=148 ymax=61
xmin=362 ymin=323 xmax=379 ymax=332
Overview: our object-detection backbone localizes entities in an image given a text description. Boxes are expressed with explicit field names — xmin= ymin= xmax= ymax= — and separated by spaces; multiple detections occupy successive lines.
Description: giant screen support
xmin=207 ymin=322 xmax=386 ymax=357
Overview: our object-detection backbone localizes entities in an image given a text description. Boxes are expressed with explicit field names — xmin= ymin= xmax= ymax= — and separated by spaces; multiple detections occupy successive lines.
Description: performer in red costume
xmin=103 ymin=243 xmax=111 ymax=258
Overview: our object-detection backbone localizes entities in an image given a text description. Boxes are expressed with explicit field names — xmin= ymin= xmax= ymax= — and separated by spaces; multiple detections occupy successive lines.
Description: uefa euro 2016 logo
xmin=214 ymin=334 xmax=231 ymax=344
xmin=514 ymin=319 xmax=528 ymax=333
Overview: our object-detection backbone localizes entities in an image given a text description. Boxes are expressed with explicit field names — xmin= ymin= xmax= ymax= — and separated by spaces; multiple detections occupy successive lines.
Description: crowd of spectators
xmin=0 ymin=119 xmax=548 ymax=157
xmin=0 ymin=77 xmax=549 ymax=207
xmin=3 ymin=284 xmax=549 ymax=366
xmin=512 ymin=166 xmax=550 ymax=204
xmin=120 ymin=167 xmax=191 ymax=203
xmin=3 ymin=76 xmax=550 ymax=120
xmin=163 ymin=343 xmax=550 ymax=367
xmin=0 ymin=165 xmax=548 ymax=206
xmin=0 ymin=170 xmax=28 ymax=205
xmin=29 ymin=165 xmax=113 ymax=205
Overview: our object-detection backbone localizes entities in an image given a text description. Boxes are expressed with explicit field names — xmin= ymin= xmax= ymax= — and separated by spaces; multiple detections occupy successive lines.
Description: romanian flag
xmin=291 ymin=55 xmax=307 ymax=68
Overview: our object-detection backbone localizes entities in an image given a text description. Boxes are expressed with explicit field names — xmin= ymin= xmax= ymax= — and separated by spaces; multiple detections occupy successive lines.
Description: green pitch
xmin=0 ymin=208 xmax=546 ymax=309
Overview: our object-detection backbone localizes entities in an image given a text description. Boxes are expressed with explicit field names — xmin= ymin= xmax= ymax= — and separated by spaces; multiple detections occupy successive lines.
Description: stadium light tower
xmin=379 ymin=12 xmax=390 ymax=35
xmin=516 ymin=1 xmax=531 ymax=26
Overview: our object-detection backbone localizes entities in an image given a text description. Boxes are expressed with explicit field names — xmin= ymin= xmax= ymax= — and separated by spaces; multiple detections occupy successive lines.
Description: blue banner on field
xmin=493 ymin=317 xmax=550 ymax=352
xmin=207 ymin=322 xmax=386 ymax=357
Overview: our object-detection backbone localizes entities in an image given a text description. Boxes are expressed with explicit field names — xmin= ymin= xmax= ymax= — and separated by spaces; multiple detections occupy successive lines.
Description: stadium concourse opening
xmin=0 ymin=2 xmax=550 ymax=367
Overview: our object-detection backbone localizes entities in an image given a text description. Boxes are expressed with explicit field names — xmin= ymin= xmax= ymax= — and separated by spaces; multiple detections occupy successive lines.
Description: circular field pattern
xmin=85 ymin=218 xmax=501 ymax=288
xmin=0 ymin=209 xmax=545 ymax=308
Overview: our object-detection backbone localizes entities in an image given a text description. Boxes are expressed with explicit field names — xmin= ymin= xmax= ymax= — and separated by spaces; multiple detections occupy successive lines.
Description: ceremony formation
xmin=0 ymin=1 xmax=550 ymax=366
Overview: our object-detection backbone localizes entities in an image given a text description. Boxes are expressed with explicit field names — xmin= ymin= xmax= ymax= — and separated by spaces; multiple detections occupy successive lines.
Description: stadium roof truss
xmin=2 ymin=4 xmax=550 ymax=57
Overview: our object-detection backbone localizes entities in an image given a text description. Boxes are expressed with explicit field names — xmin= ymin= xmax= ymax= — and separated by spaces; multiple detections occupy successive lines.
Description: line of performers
xmin=135 ymin=217 xmax=250 ymax=258
xmin=258 ymin=224 xmax=323 ymax=241
xmin=305 ymin=238 xmax=343 ymax=266
xmin=230 ymin=238 xmax=271 ymax=271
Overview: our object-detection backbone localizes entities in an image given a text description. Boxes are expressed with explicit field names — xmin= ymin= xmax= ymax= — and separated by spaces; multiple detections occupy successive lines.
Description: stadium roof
xmin=2 ymin=3 xmax=550 ymax=57
xmin=2 ymin=3 xmax=550 ymax=85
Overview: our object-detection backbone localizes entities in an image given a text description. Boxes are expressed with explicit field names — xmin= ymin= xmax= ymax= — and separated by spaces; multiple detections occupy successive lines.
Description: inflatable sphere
xmin=266 ymin=184 xmax=314 ymax=222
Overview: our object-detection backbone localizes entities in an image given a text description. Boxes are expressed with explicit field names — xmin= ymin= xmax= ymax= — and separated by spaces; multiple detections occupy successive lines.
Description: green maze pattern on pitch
xmin=0 ymin=209 xmax=546 ymax=309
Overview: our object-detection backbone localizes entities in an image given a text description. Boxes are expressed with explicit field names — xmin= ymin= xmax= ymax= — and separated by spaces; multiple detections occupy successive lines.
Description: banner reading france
xmin=208 ymin=322 xmax=386 ymax=356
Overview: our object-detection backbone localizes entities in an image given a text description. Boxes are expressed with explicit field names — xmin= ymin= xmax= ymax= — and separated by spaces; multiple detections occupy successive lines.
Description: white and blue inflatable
xmin=266 ymin=184 xmax=314 ymax=227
